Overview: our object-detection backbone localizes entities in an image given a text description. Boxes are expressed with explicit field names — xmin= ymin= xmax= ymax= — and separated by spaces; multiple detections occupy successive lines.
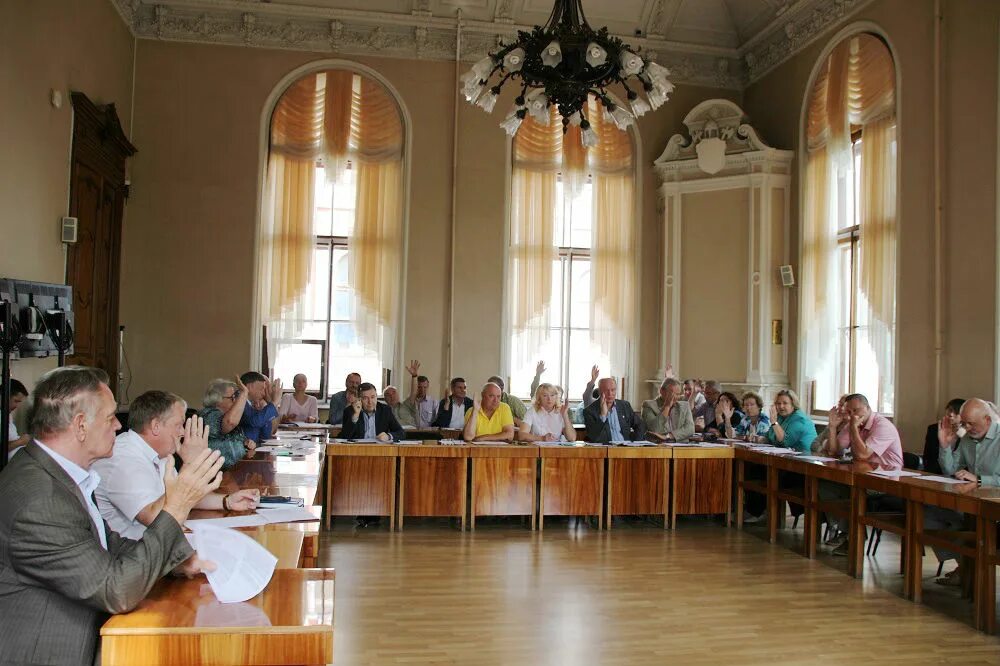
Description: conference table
xmin=100 ymin=446 xmax=335 ymax=665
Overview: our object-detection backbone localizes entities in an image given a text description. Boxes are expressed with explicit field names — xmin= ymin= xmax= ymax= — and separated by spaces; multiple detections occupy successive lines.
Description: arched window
xmin=505 ymin=96 xmax=636 ymax=399
xmin=257 ymin=69 xmax=405 ymax=398
xmin=801 ymin=33 xmax=897 ymax=414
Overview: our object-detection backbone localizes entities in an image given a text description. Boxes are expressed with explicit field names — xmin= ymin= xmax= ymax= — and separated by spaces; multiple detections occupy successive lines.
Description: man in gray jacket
xmin=0 ymin=366 xmax=223 ymax=666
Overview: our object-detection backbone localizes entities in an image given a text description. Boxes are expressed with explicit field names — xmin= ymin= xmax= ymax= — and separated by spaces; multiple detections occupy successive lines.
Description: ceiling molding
xmin=107 ymin=0 xmax=875 ymax=89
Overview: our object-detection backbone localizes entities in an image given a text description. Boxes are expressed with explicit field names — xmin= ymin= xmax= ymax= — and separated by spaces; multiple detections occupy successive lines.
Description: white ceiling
xmin=110 ymin=0 xmax=871 ymax=87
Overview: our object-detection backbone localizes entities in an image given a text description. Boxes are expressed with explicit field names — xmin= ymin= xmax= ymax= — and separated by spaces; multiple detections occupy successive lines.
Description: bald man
xmin=928 ymin=398 xmax=1000 ymax=585
xmin=462 ymin=383 xmax=516 ymax=442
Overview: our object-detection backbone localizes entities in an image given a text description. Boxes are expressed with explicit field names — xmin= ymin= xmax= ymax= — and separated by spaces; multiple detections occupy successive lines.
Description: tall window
xmin=506 ymin=98 xmax=635 ymax=400
xmin=802 ymin=34 xmax=897 ymax=414
xmin=258 ymin=70 xmax=404 ymax=398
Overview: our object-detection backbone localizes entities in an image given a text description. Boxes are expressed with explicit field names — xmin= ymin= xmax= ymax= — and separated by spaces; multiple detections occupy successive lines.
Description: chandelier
xmin=460 ymin=0 xmax=674 ymax=145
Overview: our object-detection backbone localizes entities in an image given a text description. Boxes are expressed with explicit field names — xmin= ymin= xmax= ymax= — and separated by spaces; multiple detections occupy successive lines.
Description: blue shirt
xmin=362 ymin=411 xmax=376 ymax=439
xmin=603 ymin=405 xmax=624 ymax=442
xmin=736 ymin=413 xmax=771 ymax=437
xmin=241 ymin=401 xmax=278 ymax=445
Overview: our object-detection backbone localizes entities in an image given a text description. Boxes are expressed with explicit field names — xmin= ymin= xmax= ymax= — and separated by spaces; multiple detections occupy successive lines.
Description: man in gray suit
xmin=0 ymin=366 xmax=224 ymax=666
xmin=583 ymin=377 xmax=646 ymax=443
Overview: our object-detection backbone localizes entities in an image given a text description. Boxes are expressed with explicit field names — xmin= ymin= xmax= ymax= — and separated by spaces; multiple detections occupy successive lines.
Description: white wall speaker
xmin=779 ymin=264 xmax=795 ymax=287
xmin=61 ymin=217 xmax=78 ymax=244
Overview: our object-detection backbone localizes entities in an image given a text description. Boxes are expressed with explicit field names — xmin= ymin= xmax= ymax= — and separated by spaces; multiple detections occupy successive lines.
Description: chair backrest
xmin=903 ymin=451 xmax=923 ymax=470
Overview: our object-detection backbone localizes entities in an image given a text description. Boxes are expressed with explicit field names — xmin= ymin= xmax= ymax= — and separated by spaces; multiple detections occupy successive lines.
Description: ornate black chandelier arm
xmin=543 ymin=0 xmax=592 ymax=33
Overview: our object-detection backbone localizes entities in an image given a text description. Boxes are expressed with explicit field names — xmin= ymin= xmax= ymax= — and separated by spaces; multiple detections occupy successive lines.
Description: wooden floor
xmin=318 ymin=517 xmax=1000 ymax=665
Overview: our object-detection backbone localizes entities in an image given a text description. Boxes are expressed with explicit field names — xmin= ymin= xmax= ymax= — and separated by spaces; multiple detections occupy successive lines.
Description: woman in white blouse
xmin=279 ymin=373 xmax=319 ymax=423
xmin=518 ymin=383 xmax=577 ymax=442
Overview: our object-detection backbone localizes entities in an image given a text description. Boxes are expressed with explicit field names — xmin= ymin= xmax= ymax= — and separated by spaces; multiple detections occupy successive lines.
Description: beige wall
xmin=0 ymin=0 xmax=134 ymax=390
xmin=123 ymin=38 xmax=736 ymax=405
xmin=743 ymin=0 xmax=1000 ymax=448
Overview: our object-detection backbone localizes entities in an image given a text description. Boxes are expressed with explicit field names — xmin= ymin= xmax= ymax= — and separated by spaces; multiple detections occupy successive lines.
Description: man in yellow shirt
xmin=462 ymin=382 xmax=515 ymax=442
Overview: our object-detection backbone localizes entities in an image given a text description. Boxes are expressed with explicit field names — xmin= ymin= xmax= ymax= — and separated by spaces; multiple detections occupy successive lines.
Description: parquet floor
xmin=318 ymin=517 xmax=1000 ymax=665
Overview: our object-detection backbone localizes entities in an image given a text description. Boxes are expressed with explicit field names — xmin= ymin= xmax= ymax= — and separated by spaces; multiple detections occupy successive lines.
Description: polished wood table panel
xmin=979 ymin=497 xmax=1000 ymax=634
xmin=670 ymin=447 xmax=734 ymax=529
xmin=607 ymin=447 xmax=671 ymax=529
xmin=101 ymin=568 xmax=335 ymax=666
xmin=398 ymin=444 xmax=469 ymax=529
xmin=325 ymin=443 xmax=398 ymax=529
xmin=469 ymin=445 xmax=539 ymax=529
xmin=538 ymin=445 xmax=606 ymax=529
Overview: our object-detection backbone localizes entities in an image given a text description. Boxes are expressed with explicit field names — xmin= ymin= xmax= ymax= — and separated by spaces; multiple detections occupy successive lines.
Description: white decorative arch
xmin=250 ymin=59 xmax=413 ymax=385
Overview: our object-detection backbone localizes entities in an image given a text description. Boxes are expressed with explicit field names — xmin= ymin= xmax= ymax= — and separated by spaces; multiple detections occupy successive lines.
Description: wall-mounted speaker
xmin=61 ymin=217 xmax=78 ymax=244
xmin=779 ymin=264 xmax=795 ymax=287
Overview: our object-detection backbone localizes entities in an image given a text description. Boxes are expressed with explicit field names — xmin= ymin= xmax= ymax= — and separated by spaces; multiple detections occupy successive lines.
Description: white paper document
xmin=186 ymin=514 xmax=268 ymax=529
xmin=915 ymin=474 xmax=970 ymax=484
xmin=257 ymin=506 xmax=319 ymax=524
xmin=189 ymin=523 xmax=278 ymax=603
xmin=620 ymin=441 xmax=657 ymax=447
xmin=867 ymin=469 xmax=923 ymax=479
xmin=796 ymin=455 xmax=838 ymax=462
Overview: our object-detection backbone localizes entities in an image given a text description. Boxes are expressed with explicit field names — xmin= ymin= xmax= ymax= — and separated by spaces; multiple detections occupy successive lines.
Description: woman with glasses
xmin=199 ymin=377 xmax=254 ymax=468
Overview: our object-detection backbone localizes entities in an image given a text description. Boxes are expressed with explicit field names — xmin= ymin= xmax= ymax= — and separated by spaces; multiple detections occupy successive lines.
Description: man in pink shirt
xmin=829 ymin=393 xmax=903 ymax=469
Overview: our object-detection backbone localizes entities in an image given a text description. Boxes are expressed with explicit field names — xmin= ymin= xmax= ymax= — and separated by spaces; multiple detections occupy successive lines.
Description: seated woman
xmin=766 ymin=389 xmax=816 ymax=453
xmin=279 ymin=373 xmax=319 ymax=424
xmin=923 ymin=398 xmax=965 ymax=474
xmin=199 ymin=377 xmax=255 ymax=469
xmin=729 ymin=391 xmax=771 ymax=441
xmin=710 ymin=392 xmax=744 ymax=437
xmin=641 ymin=377 xmax=694 ymax=442
xmin=518 ymin=383 xmax=577 ymax=442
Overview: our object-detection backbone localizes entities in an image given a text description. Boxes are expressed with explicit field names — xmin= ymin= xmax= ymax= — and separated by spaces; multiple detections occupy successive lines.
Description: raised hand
xmin=600 ymin=397 xmax=610 ymax=418
xmin=351 ymin=398 xmax=362 ymax=418
xmin=407 ymin=359 xmax=420 ymax=377
xmin=937 ymin=416 xmax=959 ymax=450
xmin=664 ymin=363 xmax=676 ymax=379
xmin=163 ymin=449 xmax=224 ymax=524
xmin=178 ymin=415 xmax=209 ymax=464
xmin=559 ymin=402 xmax=570 ymax=418
xmin=828 ymin=404 xmax=842 ymax=430
xmin=269 ymin=378 xmax=283 ymax=404
xmin=535 ymin=360 xmax=546 ymax=376
xmin=590 ymin=365 xmax=600 ymax=382
xmin=722 ymin=402 xmax=734 ymax=421
xmin=768 ymin=405 xmax=778 ymax=423
xmin=473 ymin=393 xmax=482 ymax=411
xmin=235 ymin=374 xmax=248 ymax=394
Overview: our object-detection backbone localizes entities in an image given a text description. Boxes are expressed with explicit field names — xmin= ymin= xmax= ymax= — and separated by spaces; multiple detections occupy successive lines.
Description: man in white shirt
xmin=5 ymin=378 xmax=31 ymax=459
xmin=95 ymin=390 xmax=259 ymax=539
xmin=403 ymin=360 xmax=438 ymax=427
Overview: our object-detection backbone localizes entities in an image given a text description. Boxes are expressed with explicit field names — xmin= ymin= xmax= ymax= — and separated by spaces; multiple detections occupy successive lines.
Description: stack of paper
xmin=915 ymin=475 xmax=970 ymax=485
xmin=189 ymin=523 xmax=277 ymax=603
xmin=867 ymin=469 xmax=923 ymax=479
xmin=619 ymin=441 xmax=657 ymax=447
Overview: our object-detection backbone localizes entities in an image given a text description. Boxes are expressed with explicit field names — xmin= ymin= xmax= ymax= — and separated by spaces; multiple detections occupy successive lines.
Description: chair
xmin=868 ymin=451 xmax=924 ymax=558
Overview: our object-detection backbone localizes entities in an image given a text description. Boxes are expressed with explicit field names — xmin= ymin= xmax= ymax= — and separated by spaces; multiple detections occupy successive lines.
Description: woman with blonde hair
xmin=766 ymin=389 xmax=817 ymax=453
xmin=518 ymin=383 xmax=577 ymax=442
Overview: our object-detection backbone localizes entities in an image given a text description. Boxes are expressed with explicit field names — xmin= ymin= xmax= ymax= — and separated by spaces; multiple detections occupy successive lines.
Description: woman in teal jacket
xmin=766 ymin=389 xmax=816 ymax=453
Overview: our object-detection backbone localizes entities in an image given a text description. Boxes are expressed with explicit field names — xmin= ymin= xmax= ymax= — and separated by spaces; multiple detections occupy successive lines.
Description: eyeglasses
xmin=223 ymin=390 xmax=240 ymax=401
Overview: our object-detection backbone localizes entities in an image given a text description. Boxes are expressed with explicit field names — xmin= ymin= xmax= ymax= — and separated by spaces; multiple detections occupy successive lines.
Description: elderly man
xmin=434 ymin=377 xmax=474 ymax=429
xmin=340 ymin=382 xmax=405 ymax=442
xmin=0 ymin=366 xmax=222 ymax=666
xmin=693 ymin=380 xmax=721 ymax=432
xmin=199 ymin=377 xmax=254 ymax=468
xmin=928 ymin=398 xmax=1000 ymax=585
xmin=403 ymin=360 xmax=438 ymax=428
xmin=383 ymin=385 xmax=415 ymax=427
xmin=820 ymin=392 xmax=902 ymax=556
xmin=238 ymin=371 xmax=281 ymax=446
xmin=486 ymin=375 xmax=527 ymax=424
xmin=95 ymin=390 xmax=259 ymax=540
xmin=641 ymin=377 xmax=694 ymax=442
xmin=583 ymin=377 xmax=646 ymax=443
xmin=327 ymin=372 xmax=362 ymax=425
xmin=463 ymin=382 xmax=516 ymax=442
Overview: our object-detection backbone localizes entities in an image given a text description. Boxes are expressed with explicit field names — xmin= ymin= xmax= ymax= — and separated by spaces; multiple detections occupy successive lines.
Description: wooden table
xmin=538 ymin=445 xmax=606 ymax=530
xmin=979 ymin=496 xmax=1000 ymax=633
xmin=324 ymin=443 xmax=398 ymax=529
xmin=101 ymin=568 xmax=335 ymax=666
xmin=606 ymin=446 xmax=671 ymax=529
xmin=469 ymin=444 xmax=539 ymax=529
xmin=398 ymin=442 xmax=468 ymax=530
xmin=670 ymin=445 xmax=734 ymax=529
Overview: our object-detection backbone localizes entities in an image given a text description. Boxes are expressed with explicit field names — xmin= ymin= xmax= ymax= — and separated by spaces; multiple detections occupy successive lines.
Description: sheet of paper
xmin=258 ymin=506 xmax=320 ymax=524
xmin=189 ymin=523 xmax=277 ymax=604
xmin=402 ymin=425 xmax=417 ymax=430
xmin=796 ymin=455 xmax=838 ymax=462
xmin=186 ymin=514 xmax=268 ymax=529
xmin=914 ymin=474 xmax=970 ymax=484
xmin=620 ymin=441 xmax=657 ymax=447
xmin=867 ymin=469 xmax=923 ymax=478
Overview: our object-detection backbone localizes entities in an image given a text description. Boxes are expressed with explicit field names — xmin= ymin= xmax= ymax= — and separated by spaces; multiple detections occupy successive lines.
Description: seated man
xmin=693 ymin=380 xmax=721 ymax=432
xmin=583 ymin=377 xmax=646 ymax=443
xmin=383 ymin=385 xmax=415 ymax=427
xmin=199 ymin=377 xmax=254 ymax=468
xmin=929 ymin=398 xmax=1000 ymax=585
xmin=487 ymin=375 xmax=527 ymax=424
xmin=0 ymin=366 xmax=221 ymax=666
xmin=95 ymin=390 xmax=259 ymax=539
xmin=6 ymin=378 xmax=31 ymax=458
xmin=462 ymin=382 xmax=516 ymax=442
xmin=641 ymin=377 xmax=694 ymax=442
xmin=433 ymin=377 xmax=473 ymax=429
xmin=404 ymin=360 xmax=438 ymax=427
xmin=339 ymin=382 xmax=405 ymax=442
xmin=238 ymin=371 xmax=281 ymax=446
xmin=327 ymin=372 xmax=361 ymax=425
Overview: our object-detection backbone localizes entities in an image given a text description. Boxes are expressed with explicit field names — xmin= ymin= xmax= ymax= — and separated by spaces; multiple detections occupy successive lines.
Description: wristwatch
xmin=978 ymin=475 xmax=983 ymax=488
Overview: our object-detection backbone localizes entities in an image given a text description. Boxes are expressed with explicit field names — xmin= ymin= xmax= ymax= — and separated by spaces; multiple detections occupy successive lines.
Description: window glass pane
xmin=509 ymin=331 xmax=561 ymax=400
xmin=569 ymin=257 xmax=590 ymax=329
xmin=568 ymin=330 xmax=610 ymax=402
xmin=327 ymin=322 xmax=381 ymax=396
xmin=311 ymin=245 xmax=331 ymax=317
xmin=273 ymin=342 xmax=324 ymax=393
xmin=330 ymin=167 xmax=356 ymax=237
xmin=550 ymin=258 xmax=564 ymax=327
xmin=553 ymin=179 xmax=566 ymax=248
xmin=569 ymin=182 xmax=593 ymax=249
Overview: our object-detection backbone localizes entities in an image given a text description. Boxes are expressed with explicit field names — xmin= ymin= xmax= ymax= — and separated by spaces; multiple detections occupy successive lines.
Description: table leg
xmin=974 ymin=515 xmax=986 ymax=631
xmin=735 ymin=460 xmax=745 ymax=530
xmin=910 ymin=500 xmax=924 ymax=603
xmin=538 ymin=459 xmax=545 ymax=532
xmin=606 ymin=459 xmax=614 ymax=532
xmin=981 ymin=514 xmax=996 ymax=633
xmin=663 ymin=458 xmax=670 ymax=530
xmin=396 ymin=457 xmax=404 ymax=532
xmin=849 ymin=486 xmax=863 ymax=579
xmin=460 ymin=458 xmax=468 ymax=532
xmin=767 ymin=466 xmax=779 ymax=544
xmin=324 ymin=454 xmax=333 ymax=531
xmin=803 ymin=476 xmax=816 ymax=559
